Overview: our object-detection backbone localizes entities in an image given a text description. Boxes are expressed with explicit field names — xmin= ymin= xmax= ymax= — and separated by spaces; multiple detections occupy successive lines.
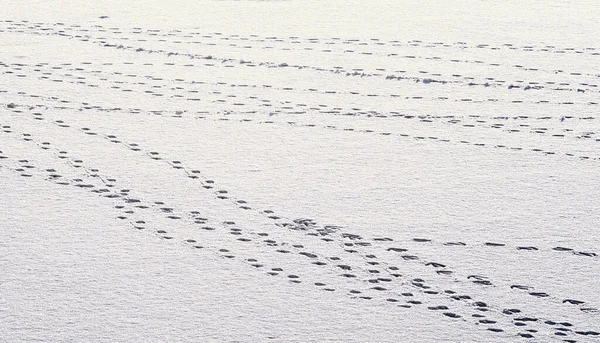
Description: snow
xmin=1 ymin=0 xmax=599 ymax=342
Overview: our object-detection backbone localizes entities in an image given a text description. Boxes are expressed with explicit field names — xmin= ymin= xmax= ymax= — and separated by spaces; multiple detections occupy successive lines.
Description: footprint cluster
xmin=2 ymin=19 xmax=599 ymax=342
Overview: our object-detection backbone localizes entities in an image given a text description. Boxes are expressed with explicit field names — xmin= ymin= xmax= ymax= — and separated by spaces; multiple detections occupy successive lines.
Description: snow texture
xmin=1 ymin=0 xmax=599 ymax=342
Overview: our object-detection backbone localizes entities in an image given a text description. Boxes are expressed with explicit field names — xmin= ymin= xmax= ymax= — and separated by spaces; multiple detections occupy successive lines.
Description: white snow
xmin=1 ymin=0 xmax=599 ymax=342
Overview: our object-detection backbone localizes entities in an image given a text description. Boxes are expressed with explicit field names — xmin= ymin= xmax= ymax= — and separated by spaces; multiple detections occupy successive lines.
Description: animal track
xmin=2 ymin=19 xmax=599 ymax=342
xmin=2 ymin=111 xmax=599 ymax=342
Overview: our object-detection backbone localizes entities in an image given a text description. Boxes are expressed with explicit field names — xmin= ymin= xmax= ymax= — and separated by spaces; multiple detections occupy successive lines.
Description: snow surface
xmin=1 ymin=0 xmax=599 ymax=342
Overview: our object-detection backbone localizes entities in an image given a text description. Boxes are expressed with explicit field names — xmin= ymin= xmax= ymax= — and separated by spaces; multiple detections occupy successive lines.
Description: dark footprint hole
xmin=575 ymin=331 xmax=600 ymax=336
xmin=502 ymin=308 xmax=521 ymax=315
xmin=529 ymin=292 xmax=549 ymax=298
xmin=563 ymin=299 xmax=585 ymax=305
xmin=553 ymin=246 xmax=573 ymax=252
xmin=444 ymin=242 xmax=466 ymax=246
xmin=510 ymin=285 xmax=530 ymax=290
xmin=373 ymin=237 xmax=393 ymax=242
xmin=517 ymin=246 xmax=538 ymax=251
xmin=443 ymin=312 xmax=461 ymax=318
